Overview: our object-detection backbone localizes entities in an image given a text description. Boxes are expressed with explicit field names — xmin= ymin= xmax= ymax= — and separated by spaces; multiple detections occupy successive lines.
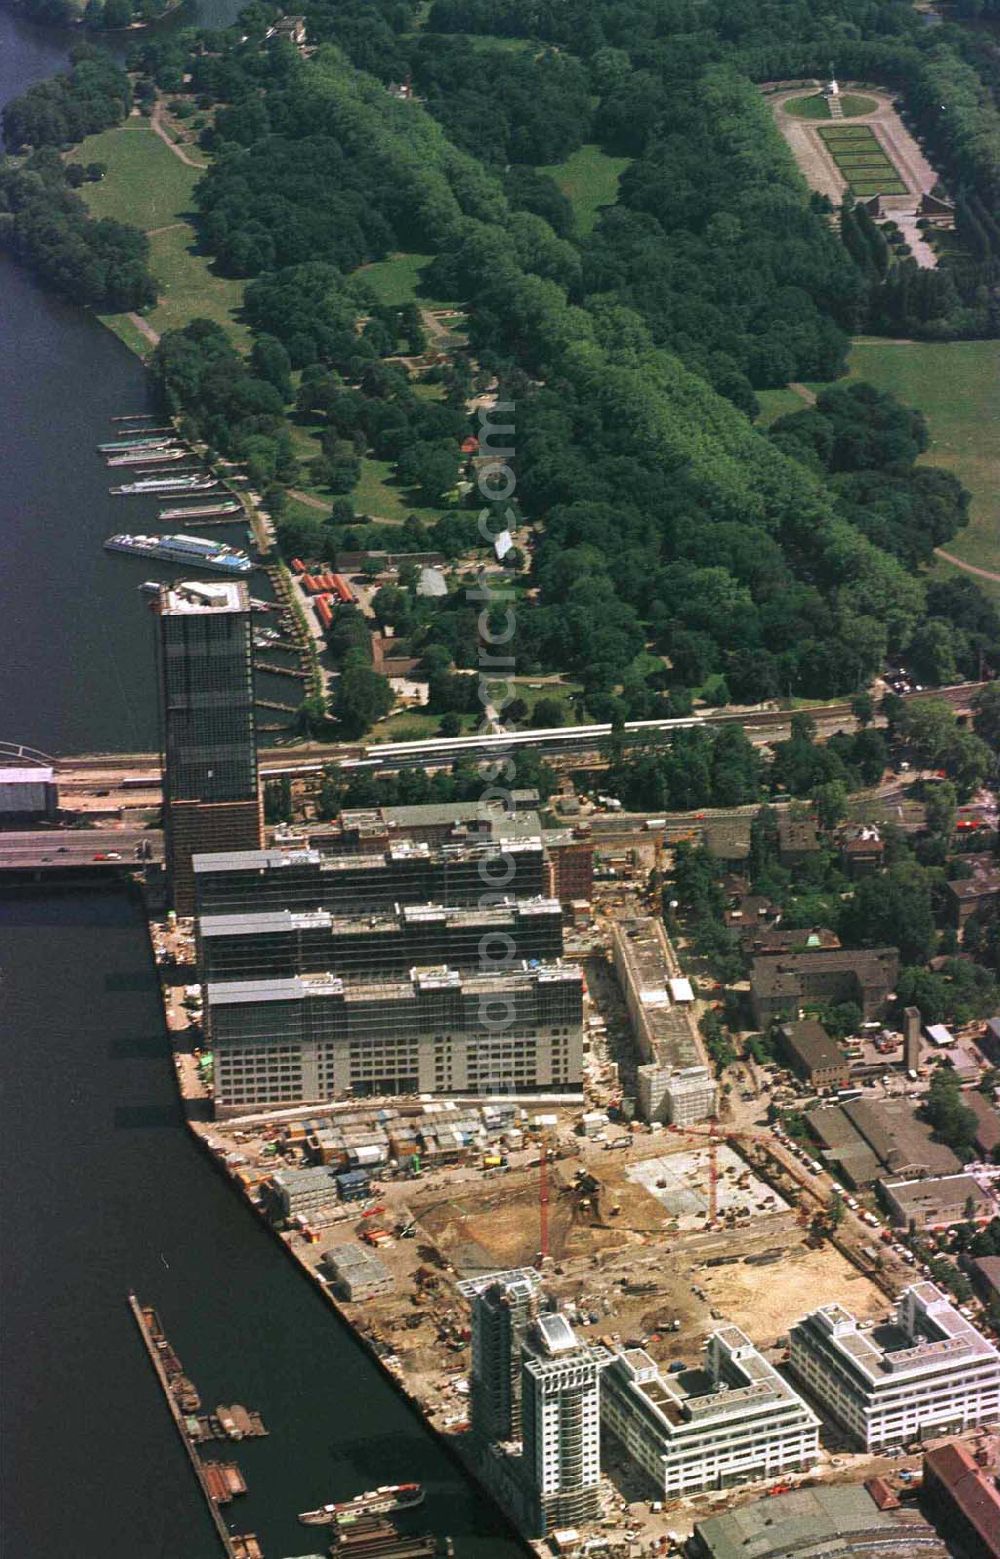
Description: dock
xmin=253 ymin=660 xmax=310 ymax=679
xmin=127 ymin=1293 xmax=263 ymax=1559
xmin=256 ymin=697 xmax=299 ymax=714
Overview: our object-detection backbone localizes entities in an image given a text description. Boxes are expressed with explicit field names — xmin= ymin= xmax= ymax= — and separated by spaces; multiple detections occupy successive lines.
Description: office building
xmin=612 ymin=919 xmax=716 ymax=1124
xmin=750 ymin=947 xmax=899 ymax=1028
xmin=157 ymin=582 xmax=261 ymax=913
xmin=601 ymin=1328 xmax=819 ymax=1499
xmin=788 ymin=1283 xmax=1000 ymax=1450
xmin=922 ymin=1440 xmax=1000 ymax=1559
xmin=521 ymin=1314 xmax=606 ymax=1535
xmin=206 ymin=961 xmax=583 ymax=1113
xmin=192 ymin=836 xmax=548 ymax=917
xmin=197 ymin=897 xmax=564 ymax=984
xmin=460 ymin=1268 xmax=543 ymax=1443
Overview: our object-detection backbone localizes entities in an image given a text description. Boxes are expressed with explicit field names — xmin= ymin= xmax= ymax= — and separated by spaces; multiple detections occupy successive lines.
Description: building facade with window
xmin=788 ymin=1284 xmax=1000 ymax=1450
xmin=521 ymin=1314 xmax=607 ymax=1535
xmin=601 ymin=1329 xmax=819 ymax=1498
xmin=157 ymin=581 xmax=262 ymax=912
xmin=206 ymin=962 xmax=584 ymax=1113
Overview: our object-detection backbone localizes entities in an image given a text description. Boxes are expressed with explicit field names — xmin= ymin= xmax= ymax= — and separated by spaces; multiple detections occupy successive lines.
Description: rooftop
xmin=752 ymin=946 xmax=898 ymax=999
xmin=0 ymin=766 xmax=54 ymax=785
xmin=780 ymin=1018 xmax=845 ymax=1074
xmin=924 ymin=1440 xmax=1000 ymax=1559
xmin=207 ymin=960 xmax=581 ymax=1007
xmin=880 ymin=1173 xmax=989 ymax=1222
xmin=807 ymin=1097 xmax=962 ymax=1186
xmin=160 ymin=580 xmax=249 ymax=614
xmin=796 ymin=1282 xmax=999 ymax=1386
xmin=693 ymin=1484 xmax=949 ymax=1559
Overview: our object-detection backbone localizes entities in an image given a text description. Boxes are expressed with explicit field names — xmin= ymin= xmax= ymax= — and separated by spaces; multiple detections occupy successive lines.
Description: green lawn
xmin=356 ymin=252 xmax=458 ymax=309
xmin=70 ymin=119 xmax=248 ymax=350
xmin=539 ymin=143 xmax=631 ymax=235
xmin=841 ymin=339 xmax=1000 ymax=594
xmin=755 ymin=386 xmax=810 ymax=425
xmin=144 ymin=223 xmax=249 ymax=346
xmin=70 ymin=119 xmax=197 ymax=229
xmin=818 ymin=123 xmax=907 ymax=195
xmin=784 ymin=92 xmax=878 ymax=120
xmin=354 ymin=456 xmax=443 ymax=526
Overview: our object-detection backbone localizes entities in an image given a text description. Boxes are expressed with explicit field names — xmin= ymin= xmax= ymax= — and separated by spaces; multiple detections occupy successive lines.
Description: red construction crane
xmin=707 ymin=1117 xmax=719 ymax=1227
xmin=538 ymin=1136 xmax=550 ymax=1260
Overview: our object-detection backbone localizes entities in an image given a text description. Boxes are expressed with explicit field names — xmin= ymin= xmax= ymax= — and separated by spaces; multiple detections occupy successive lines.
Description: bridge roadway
xmin=0 ymin=827 xmax=162 ymax=874
xmin=42 ymin=681 xmax=986 ymax=794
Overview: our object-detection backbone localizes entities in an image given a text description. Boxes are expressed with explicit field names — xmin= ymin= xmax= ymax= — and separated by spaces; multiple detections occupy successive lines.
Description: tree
xmin=812 ymin=780 xmax=848 ymax=833
xmin=925 ymin=1066 xmax=978 ymax=1161
xmin=840 ymin=861 xmax=936 ymax=965
xmin=295 ymin=692 xmax=330 ymax=737
xmin=924 ymin=779 xmax=957 ymax=841
xmin=851 ymin=691 xmax=874 ymax=727
xmin=438 ymin=711 xmax=462 ymax=736
xmin=827 ymin=1192 xmax=845 ymax=1229
xmin=972 ymin=683 xmax=1000 ymax=750
xmin=530 ymin=696 xmax=566 ymax=729
xmin=333 ymin=652 xmax=394 ymax=737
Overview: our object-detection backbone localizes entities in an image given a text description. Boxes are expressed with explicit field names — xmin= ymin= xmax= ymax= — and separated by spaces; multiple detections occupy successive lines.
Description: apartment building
xmin=461 ymin=1267 xmax=543 ymax=1443
xmin=521 ymin=1314 xmax=607 ymax=1535
xmin=788 ymin=1283 xmax=1000 ymax=1450
xmin=601 ymin=1328 xmax=819 ymax=1499
xmin=206 ymin=962 xmax=584 ymax=1113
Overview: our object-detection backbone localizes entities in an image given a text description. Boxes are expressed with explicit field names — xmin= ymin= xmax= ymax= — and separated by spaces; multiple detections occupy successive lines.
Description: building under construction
xmin=197 ymin=897 xmax=564 ymax=983
xmin=206 ymin=962 xmax=584 ymax=1113
xmin=461 ymin=1268 xmax=543 ymax=1443
xmin=611 ymin=918 xmax=716 ymax=1125
xmin=193 ymin=836 xmax=549 ymax=917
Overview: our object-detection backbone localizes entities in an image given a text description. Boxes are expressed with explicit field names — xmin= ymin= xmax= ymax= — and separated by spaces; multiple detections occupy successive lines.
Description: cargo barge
xmin=159 ymin=500 xmax=242 ymax=521
xmin=111 ymin=474 xmax=218 ymax=496
xmin=105 ymin=448 xmax=187 ymax=467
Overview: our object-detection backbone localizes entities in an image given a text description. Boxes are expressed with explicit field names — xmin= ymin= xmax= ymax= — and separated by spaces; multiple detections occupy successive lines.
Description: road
xmin=0 ymin=827 xmax=162 ymax=869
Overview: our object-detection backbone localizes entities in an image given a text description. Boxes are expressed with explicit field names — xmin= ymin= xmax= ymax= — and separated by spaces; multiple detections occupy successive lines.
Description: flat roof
xmin=207 ymin=961 xmax=580 ymax=1005
xmin=0 ymin=767 xmax=54 ymax=785
xmin=160 ymin=580 xmax=248 ymax=613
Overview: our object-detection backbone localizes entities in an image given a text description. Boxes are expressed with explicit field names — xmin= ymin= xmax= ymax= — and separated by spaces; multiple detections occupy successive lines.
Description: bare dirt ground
xmin=698 ymin=1242 xmax=886 ymax=1343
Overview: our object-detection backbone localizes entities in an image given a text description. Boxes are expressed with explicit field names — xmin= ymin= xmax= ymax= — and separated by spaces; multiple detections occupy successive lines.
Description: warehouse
xmin=0 ymin=766 xmax=57 ymax=823
xmin=778 ymin=1020 xmax=850 ymax=1090
xmin=879 ymin=1173 xmax=992 ymax=1230
xmin=689 ymin=1483 xmax=950 ymax=1559
xmin=922 ymin=1440 xmax=1000 ymax=1559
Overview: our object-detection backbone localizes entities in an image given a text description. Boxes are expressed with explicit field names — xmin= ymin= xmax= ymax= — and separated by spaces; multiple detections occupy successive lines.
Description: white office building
xmin=521 ymin=1314 xmax=607 ymax=1535
xmin=789 ymin=1282 xmax=1000 ymax=1450
xmin=601 ymin=1328 xmax=819 ymax=1499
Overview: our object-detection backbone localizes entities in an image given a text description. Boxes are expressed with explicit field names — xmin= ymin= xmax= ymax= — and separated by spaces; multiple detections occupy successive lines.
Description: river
xmin=0 ymin=14 xmax=524 ymax=1559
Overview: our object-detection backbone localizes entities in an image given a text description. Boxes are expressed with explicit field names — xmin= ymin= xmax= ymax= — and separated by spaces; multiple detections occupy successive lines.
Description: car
xmin=92 ymin=853 xmax=107 ymax=861
xmin=56 ymin=846 xmax=68 ymax=853
xmin=105 ymin=851 xmax=122 ymax=861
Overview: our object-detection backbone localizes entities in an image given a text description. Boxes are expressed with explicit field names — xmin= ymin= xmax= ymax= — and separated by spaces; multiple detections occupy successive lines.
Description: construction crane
xmin=538 ymin=1142 xmax=550 ymax=1261
xmin=707 ymin=1116 xmax=720 ymax=1228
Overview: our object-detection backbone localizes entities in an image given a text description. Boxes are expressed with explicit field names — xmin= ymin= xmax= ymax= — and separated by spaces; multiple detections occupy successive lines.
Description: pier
xmin=127 ymin=1293 xmax=263 ymax=1559
xmin=256 ymin=697 xmax=299 ymax=714
xmin=253 ymin=660 xmax=310 ymax=679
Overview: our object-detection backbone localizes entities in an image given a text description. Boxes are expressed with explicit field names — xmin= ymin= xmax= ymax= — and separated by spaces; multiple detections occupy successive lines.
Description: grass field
xmin=784 ymin=92 xmax=878 ymax=119
xmin=539 ymin=142 xmax=630 ymax=235
xmin=357 ymin=252 xmax=457 ymax=309
xmin=818 ymin=123 xmax=907 ymax=195
xmin=837 ymin=339 xmax=1000 ymax=596
xmin=755 ymin=386 xmax=810 ymax=425
xmin=70 ymin=118 xmax=248 ymax=350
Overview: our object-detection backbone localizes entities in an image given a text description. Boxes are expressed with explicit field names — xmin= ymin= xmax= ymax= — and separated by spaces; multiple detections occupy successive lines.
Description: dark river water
xmin=0 ymin=14 xmax=524 ymax=1559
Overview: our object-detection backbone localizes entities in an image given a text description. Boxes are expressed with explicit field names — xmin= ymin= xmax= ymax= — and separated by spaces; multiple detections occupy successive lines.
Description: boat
xmin=158 ymin=500 xmax=241 ymax=521
xmin=299 ymin=1485 xmax=424 ymax=1525
xmin=104 ymin=534 xmax=255 ymax=575
xmin=105 ymin=448 xmax=187 ymax=467
xmin=98 ymin=436 xmax=179 ymax=454
xmin=111 ymin=474 xmax=218 ymax=496
xmin=138 ymin=580 xmax=161 ymax=595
